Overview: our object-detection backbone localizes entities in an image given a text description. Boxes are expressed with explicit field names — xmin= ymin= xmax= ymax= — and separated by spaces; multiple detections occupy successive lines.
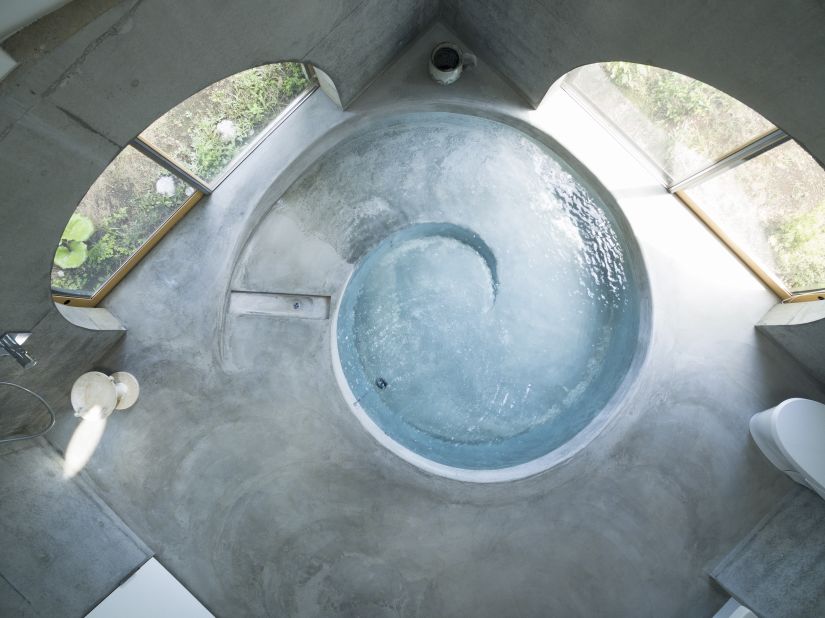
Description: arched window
xmin=52 ymin=62 xmax=316 ymax=306
xmin=562 ymin=62 xmax=825 ymax=299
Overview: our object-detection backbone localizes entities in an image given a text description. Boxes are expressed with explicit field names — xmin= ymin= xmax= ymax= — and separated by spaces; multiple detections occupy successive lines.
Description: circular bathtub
xmin=330 ymin=112 xmax=648 ymax=482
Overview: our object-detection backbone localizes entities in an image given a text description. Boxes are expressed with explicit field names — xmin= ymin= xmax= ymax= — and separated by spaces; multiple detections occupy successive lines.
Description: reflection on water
xmin=334 ymin=115 xmax=643 ymax=470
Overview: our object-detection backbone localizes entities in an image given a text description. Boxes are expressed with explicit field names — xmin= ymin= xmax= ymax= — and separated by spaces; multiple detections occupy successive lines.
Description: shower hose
xmin=0 ymin=381 xmax=56 ymax=444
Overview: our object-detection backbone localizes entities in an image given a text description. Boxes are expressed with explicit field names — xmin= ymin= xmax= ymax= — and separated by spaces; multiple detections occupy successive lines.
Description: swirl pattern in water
xmin=333 ymin=114 xmax=644 ymax=472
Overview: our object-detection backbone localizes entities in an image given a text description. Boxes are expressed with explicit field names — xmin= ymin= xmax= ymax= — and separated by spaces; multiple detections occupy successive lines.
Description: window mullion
xmin=130 ymin=137 xmax=213 ymax=195
xmin=667 ymin=129 xmax=789 ymax=193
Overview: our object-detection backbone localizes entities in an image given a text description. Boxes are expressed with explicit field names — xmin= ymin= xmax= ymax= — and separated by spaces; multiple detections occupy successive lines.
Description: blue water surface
xmin=335 ymin=116 xmax=643 ymax=470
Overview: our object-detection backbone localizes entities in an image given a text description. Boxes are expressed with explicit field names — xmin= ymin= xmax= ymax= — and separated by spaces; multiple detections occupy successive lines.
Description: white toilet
xmin=750 ymin=398 xmax=825 ymax=500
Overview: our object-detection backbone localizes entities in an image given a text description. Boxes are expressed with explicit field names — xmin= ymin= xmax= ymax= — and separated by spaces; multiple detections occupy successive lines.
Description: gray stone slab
xmin=0 ymin=439 xmax=150 ymax=617
xmin=712 ymin=487 xmax=825 ymax=618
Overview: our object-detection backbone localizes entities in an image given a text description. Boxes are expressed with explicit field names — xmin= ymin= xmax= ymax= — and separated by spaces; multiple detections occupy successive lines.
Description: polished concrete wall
xmin=441 ymin=0 xmax=825 ymax=169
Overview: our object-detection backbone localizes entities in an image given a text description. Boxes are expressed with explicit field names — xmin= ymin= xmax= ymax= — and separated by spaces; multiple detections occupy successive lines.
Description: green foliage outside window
xmin=601 ymin=62 xmax=772 ymax=175
xmin=189 ymin=63 xmax=308 ymax=180
xmin=141 ymin=62 xmax=310 ymax=182
xmin=769 ymin=200 xmax=825 ymax=290
xmin=52 ymin=63 xmax=312 ymax=296
xmin=600 ymin=62 xmax=825 ymax=292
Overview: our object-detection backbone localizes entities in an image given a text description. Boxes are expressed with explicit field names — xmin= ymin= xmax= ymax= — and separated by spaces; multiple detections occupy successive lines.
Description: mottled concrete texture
xmin=33 ymin=26 xmax=825 ymax=617
xmin=0 ymin=439 xmax=150 ymax=616
xmin=712 ymin=487 xmax=825 ymax=618
xmin=2 ymin=0 xmax=825 ymax=614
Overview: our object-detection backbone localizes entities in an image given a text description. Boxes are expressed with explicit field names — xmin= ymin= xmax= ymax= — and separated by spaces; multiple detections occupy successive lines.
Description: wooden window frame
xmin=53 ymin=190 xmax=205 ymax=307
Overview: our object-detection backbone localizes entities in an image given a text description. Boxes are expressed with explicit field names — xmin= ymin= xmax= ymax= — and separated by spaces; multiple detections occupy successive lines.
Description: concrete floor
xmin=0 ymin=439 xmax=149 ymax=617
xmin=43 ymin=25 xmax=825 ymax=617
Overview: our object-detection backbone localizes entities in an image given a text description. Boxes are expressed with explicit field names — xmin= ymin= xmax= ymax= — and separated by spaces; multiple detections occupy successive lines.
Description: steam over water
xmin=333 ymin=114 xmax=643 ymax=471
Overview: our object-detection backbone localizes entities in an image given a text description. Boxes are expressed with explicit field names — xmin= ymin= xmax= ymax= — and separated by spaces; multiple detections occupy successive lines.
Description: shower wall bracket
xmin=1 ymin=332 xmax=37 ymax=368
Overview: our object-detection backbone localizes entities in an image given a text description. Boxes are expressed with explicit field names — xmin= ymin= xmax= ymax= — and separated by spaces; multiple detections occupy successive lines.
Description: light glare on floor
xmin=63 ymin=417 xmax=107 ymax=479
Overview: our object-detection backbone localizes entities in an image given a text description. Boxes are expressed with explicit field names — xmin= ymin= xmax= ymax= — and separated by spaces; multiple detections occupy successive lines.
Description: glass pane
xmin=139 ymin=63 xmax=312 ymax=183
xmin=565 ymin=62 xmax=776 ymax=182
xmin=51 ymin=146 xmax=193 ymax=296
xmin=686 ymin=141 xmax=825 ymax=292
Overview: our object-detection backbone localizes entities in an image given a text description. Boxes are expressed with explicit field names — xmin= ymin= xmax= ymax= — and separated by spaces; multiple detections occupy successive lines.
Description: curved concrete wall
xmin=442 ymin=0 xmax=825 ymax=167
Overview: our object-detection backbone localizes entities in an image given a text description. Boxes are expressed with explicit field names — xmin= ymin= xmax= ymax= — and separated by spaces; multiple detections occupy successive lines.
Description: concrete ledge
xmin=758 ymin=301 xmax=825 ymax=327
xmin=56 ymin=303 xmax=126 ymax=331
xmin=228 ymin=291 xmax=330 ymax=320
xmin=757 ymin=301 xmax=825 ymax=386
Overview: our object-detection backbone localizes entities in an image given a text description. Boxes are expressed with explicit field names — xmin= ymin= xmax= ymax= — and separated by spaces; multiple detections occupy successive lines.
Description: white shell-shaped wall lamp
xmin=70 ymin=371 xmax=140 ymax=421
